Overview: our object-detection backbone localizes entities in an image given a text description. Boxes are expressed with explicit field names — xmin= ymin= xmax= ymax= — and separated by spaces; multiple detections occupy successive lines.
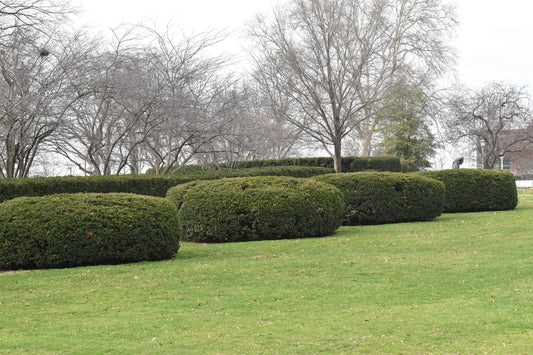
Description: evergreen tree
xmin=379 ymin=86 xmax=437 ymax=170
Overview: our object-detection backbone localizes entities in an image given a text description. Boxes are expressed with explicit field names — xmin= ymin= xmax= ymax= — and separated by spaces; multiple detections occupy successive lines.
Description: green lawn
xmin=1 ymin=191 xmax=532 ymax=354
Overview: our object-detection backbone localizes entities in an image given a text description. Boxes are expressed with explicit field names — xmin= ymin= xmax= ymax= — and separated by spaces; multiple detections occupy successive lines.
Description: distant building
xmin=476 ymin=128 xmax=533 ymax=176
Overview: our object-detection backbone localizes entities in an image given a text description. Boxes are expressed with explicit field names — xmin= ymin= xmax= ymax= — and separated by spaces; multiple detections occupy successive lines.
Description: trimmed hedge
xmin=418 ymin=169 xmax=518 ymax=213
xmin=0 ymin=193 xmax=180 ymax=270
xmin=174 ymin=176 xmax=344 ymax=243
xmin=0 ymin=166 xmax=334 ymax=203
xmin=165 ymin=180 xmax=205 ymax=211
xmin=314 ymin=172 xmax=445 ymax=225
xmin=234 ymin=156 xmax=401 ymax=172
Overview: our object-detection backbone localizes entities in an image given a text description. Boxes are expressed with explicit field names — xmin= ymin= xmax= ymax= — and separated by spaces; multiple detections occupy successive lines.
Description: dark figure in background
xmin=452 ymin=157 xmax=464 ymax=169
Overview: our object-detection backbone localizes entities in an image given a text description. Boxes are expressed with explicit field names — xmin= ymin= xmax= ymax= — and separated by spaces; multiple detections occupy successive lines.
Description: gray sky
xmin=455 ymin=0 xmax=533 ymax=89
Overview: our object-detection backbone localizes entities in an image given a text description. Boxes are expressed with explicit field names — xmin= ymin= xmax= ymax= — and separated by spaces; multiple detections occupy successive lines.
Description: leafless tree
xmin=0 ymin=27 xmax=85 ymax=178
xmin=0 ymin=0 xmax=73 ymax=38
xmin=249 ymin=0 xmax=456 ymax=172
xmin=138 ymin=26 xmax=235 ymax=175
xmin=53 ymin=28 xmax=163 ymax=176
xmin=199 ymin=82 xmax=302 ymax=167
xmin=355 ymin=0 xmax=456 ymax=157
xmin=444 ymin=82 xmax=533 ymax=169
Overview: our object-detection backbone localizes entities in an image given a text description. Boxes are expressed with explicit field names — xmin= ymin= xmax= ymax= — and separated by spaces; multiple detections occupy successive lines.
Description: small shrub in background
xmin=418 ymin=169 xmax=518 ymax=212
xmin=314 ymin=172 xmax=445 ymax=225
xmin=400 ymin=160 xmax=419 ymax=172
xmin=0 ymin=193 xmax=180 ymax=270
xmin=176 ymin=176 xmax=344 ymax=243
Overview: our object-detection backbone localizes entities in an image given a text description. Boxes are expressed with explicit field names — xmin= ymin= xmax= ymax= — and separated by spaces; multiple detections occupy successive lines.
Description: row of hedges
xmin=0 ymin=166 xmax=334 ymax=203
xmin=0 ymin=193 xmax=180 ymax=270
xmin=0 ymin=168 xmax=519 ymax=270
xmin=147 ymin=156 xmax=402 ymax=174
xmin=233 ymin=156 xmax=402 ymax=173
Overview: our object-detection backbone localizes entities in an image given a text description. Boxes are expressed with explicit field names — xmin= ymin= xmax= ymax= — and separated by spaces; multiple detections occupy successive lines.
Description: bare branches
xmin=444 ymin=82 xmax=533 ymax=169
xmin=249 ymin=0 xmax=456 ymax=171
xmin=0 ymin=25 xmax=82 ymax=177
xmin=0 ymin=0 xmax=74 ymax=38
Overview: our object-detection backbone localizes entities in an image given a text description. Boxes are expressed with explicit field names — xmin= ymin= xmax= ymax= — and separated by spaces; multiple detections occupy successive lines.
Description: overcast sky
xmin=75 ymin=0 xmax=533 ymax=90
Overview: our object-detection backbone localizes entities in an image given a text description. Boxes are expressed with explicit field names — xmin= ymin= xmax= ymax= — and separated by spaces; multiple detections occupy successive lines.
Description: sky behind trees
xmin=75 ymin=0 xmax=533 ymax=89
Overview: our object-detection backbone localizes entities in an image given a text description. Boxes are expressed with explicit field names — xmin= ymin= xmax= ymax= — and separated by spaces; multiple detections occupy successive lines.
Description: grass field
xmin=1 ymin=191 xmax=532 ymax=354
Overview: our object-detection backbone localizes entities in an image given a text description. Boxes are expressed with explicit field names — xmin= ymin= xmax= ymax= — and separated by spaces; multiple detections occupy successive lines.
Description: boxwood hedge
xmin=0 ymin=166 xmax=333 ymax=203
xmin=174 ymin=176 xmax=344 ymax=243
xmin=418 ymin=169 xmax=518 ymax=212
xmin=313 ymin=172 xmax=445 ymax=225
xmin=233 ymin=156 xmax=401 ymax=172
xmin=0 ymin=193 xmax=180 ymax=270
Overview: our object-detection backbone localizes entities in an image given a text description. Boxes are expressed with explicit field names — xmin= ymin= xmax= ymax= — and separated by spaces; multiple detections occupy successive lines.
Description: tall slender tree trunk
xmin=333 ymin=137 xmax=342 ymax=173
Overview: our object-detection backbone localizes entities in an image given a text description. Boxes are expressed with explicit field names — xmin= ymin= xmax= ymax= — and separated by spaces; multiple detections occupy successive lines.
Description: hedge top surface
xmin=176 ymin=176 xmax=344 ymax=243
xmin=0 ymin=166 xmax=334 ymax=203
xmin=233 ymin=156 xmax=402 ymax=172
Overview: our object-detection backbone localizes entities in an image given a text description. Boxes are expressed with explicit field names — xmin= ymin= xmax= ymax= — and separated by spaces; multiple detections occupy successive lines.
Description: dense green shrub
xmin=176 ymin=176 xmax=344 ymax=243
xmin=0 ymin=193 xmax=180 ymax=270
xmin=418 ymin=169 xmax=518 ymax=212
xmin=166 ymin=180 xmax=205 ymax=211
xmin=314 ymin=172 xmax=445 ymax=225
xmin=0 ymin=166 xmax=333 ymax=203
xmin=145 ymin=163 xmax=233 ymax=174
xmin=234 ymin=156 xmax=401 ymax=172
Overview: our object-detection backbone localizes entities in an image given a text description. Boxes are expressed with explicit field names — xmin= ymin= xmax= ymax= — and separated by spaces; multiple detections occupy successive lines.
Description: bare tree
xmin=50 ymin=24 xmax=241 ymax=176
xmin=54 ymin=28 xmax=162 ymax=176
xmin=356 ymin=0 xmax=455 ymax=156
xmin=138 ymin=26 xmax=234 ymax=174
xmin=445 ymin=82 xmax=533 ymax=169
xmin=201 ymin=82 xmax=302 ymax=167
xmin=249 ymin=0 xmax=456 ymax=172
xmin=0 ymin=27 xmax=84 ymax=178
xmin=0 ymin=0 xmax=73 ymax=38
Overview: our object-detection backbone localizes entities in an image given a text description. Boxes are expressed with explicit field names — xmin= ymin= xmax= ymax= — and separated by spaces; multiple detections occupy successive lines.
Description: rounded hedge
xmin=313 ymin=172 xmax=445 ymax=225
xmin=166 ymin=180 xmax=205 ymax=211
xmin=418 ymin=169 xmax=518 ymax=213
xmin=173 ymin=176 xmax=344 ymax=243
xmin=0 ymin=193 xmax=180 ymax=270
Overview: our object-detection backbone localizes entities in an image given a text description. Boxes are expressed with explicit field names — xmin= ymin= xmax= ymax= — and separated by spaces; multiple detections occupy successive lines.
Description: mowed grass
xmin=1 ymin=192 xmax=532 ymax=354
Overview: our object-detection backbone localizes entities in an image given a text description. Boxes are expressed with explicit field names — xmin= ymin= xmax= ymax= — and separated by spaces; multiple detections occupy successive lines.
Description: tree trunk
xmin=333 ymin=138 xmax=342 ymax=173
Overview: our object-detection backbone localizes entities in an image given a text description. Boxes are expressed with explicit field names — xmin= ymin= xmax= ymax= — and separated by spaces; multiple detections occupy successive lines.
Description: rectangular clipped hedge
xmin=0 ymin=166 xmax=334 ymax=203
xmin=234 ymin=156 xmax=401 ymax=172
